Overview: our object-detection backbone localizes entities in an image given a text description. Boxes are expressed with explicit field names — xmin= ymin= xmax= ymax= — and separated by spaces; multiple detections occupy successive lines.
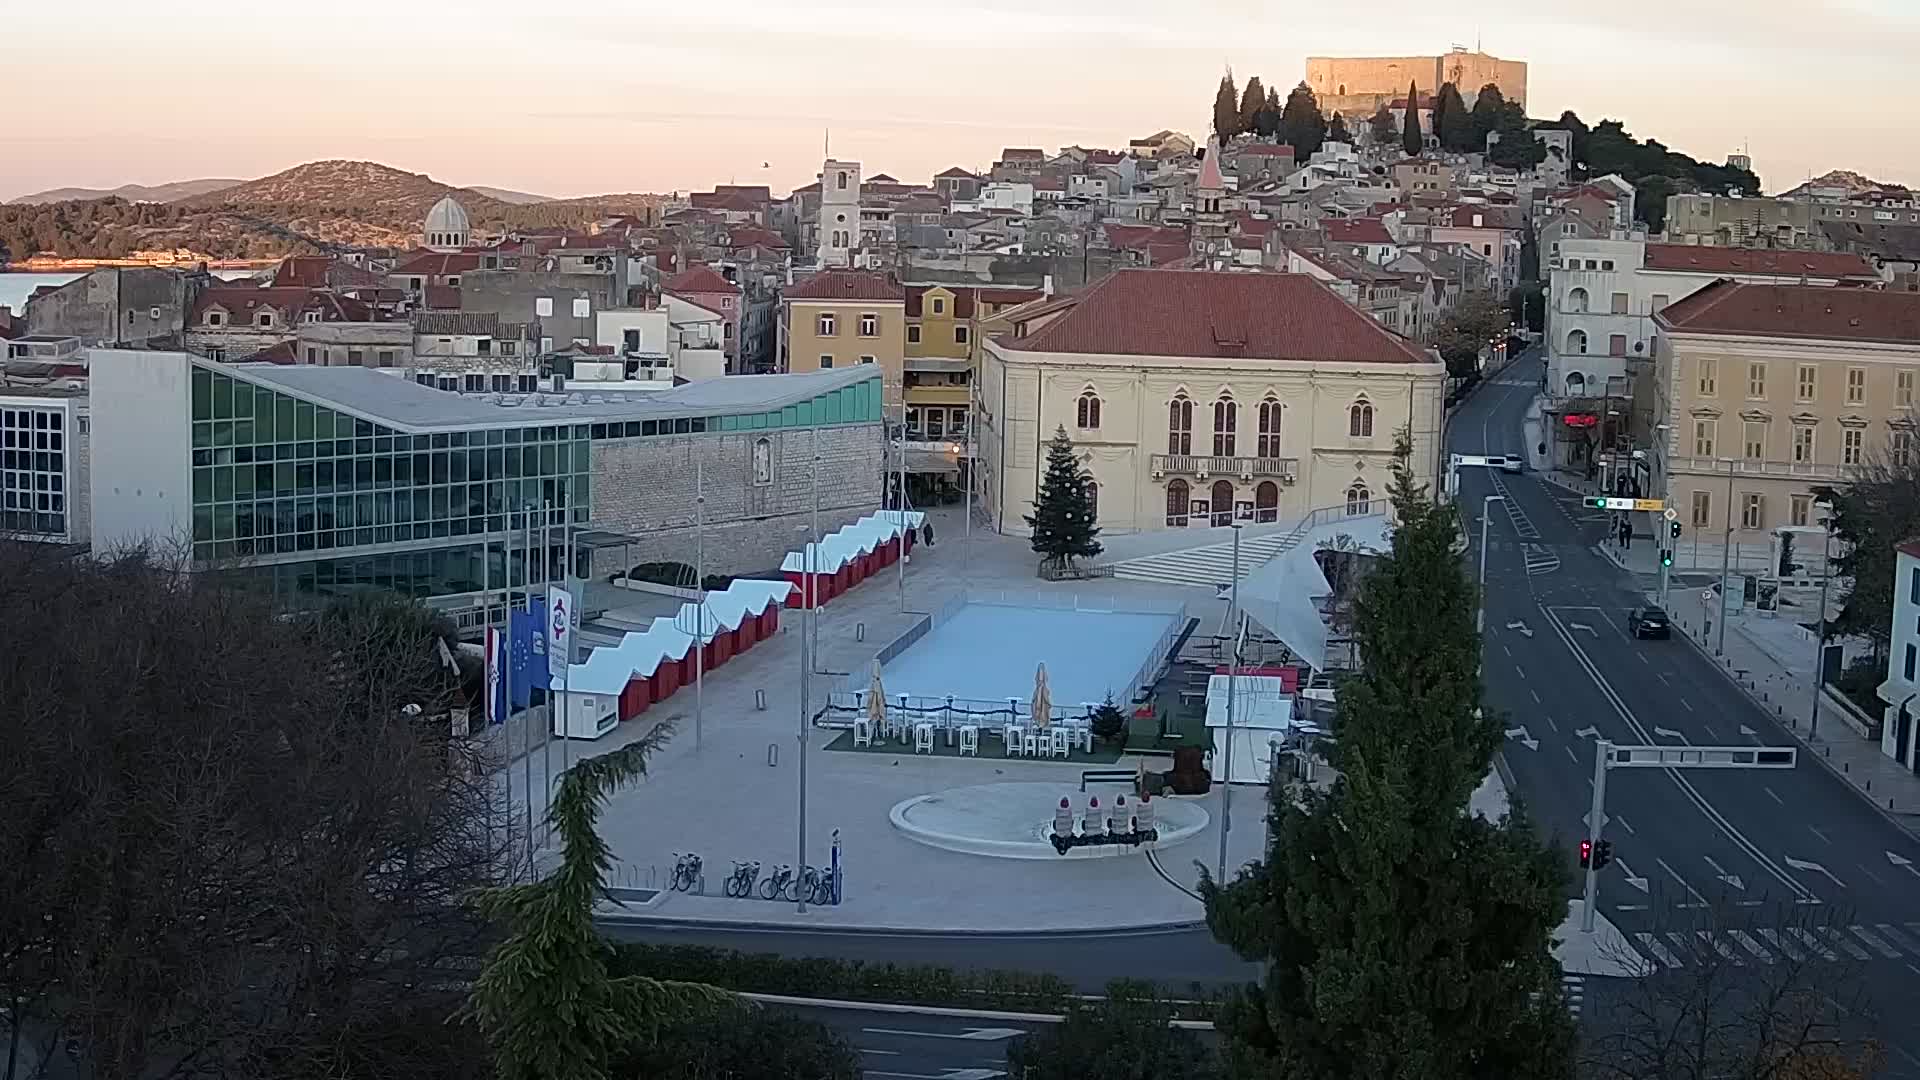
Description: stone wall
xmin=26 ymin=267 xmax=207 ymax=347
xmin=588 ymin=423 xmax=884 ymax=575
xmin=1305 ymin=51 xmax=1526 ymax=105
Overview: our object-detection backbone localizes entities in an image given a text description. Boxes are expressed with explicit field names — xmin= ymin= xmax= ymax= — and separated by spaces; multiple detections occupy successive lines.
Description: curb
xmin=736 ymin=991 xmax=1216 ymax=1030
xmin=594 ymin=911 xmax=1212 ymax=938
xmin=1667 ymin=607 xmax=1920 ymax=839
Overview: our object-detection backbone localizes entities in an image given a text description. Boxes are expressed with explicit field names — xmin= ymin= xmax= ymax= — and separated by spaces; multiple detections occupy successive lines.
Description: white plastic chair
xmin=1023 ymin=728 xmax=1042 ymax=757
xmin=852 ymin=718 xmax=873 ymax=748
xmin=957 ymin=725 xmax=979 ymax=756
xmin=1003 ymin=724 xmax=1024 ymax=756
xmin=914 ymin=723 xmax=935 ymax=755
xmin=1072 ymin=724 xmax=1093 ymax=753
xmin=1049 ymin=726 xmax=1070 ymax=758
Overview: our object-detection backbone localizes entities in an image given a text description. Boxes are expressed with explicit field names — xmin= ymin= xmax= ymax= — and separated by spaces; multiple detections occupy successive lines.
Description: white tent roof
xmin=778 ymin=511 xmax=926 ymax=573
xmin=1203 ymin=675 xmax=1294 ymax=731
xmin=1235 ymin=511 xmax=1393 ymax=672
xmin=563 ymin=578 xmax=792 ymax=689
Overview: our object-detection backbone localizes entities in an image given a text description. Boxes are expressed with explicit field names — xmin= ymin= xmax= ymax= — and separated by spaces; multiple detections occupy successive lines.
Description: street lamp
xmin=1215 ymin=523 xmax=1243 ymax=884
xmin=1810 ymin=500 xmax=1834 ymax=738
xmin=1477 ymin=495 xmax=1507 ymax=638
xmin=796 ymin=522 xmax=814 ymax=914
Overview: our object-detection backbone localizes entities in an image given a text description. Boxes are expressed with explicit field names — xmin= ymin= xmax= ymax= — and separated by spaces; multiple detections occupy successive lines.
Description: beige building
xmin=1664 ymin=193 xmax=1822 ymax=250
xmin=1306 ymin=48 xmax=1526 ymax=120
xmin=778 ymin=270 xmax=906 ymax=404
xmin=1648 ymin=281 xmax=1919 ymax=544
xmin=978 ymin=269 xmax=1446 ymax=535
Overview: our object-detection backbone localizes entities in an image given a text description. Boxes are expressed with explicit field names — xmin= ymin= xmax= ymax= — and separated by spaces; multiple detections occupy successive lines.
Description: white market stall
xmin=1205 ymin=674 xmax=1295 ymax=785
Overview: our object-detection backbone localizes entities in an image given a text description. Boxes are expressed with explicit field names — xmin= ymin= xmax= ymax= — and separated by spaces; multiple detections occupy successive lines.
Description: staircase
xmin=1108 ymin=503 xmax=1381 ymax=588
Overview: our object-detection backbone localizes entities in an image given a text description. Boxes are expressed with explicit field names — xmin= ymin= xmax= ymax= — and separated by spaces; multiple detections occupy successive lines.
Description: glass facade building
xmin=187 ymin=362 xmax=883 ymax=605
xmin=0 ymin=401 xmax=73 ymax=540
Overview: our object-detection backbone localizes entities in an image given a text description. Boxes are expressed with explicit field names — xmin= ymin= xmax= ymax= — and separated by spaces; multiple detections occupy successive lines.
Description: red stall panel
xmin=784 ymin=571 xmax=806 ymax=608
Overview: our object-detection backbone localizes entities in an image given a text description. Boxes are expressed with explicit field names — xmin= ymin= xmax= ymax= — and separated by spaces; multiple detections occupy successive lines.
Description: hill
xmin=466 ymin=185 xmax=553 ymax=205
xmin=6 ymin=179 xmax=243 ymax=205
xmin=0 ymin=160 xmax=669 ymax=263
xmin=1777 ymin=169 xmax=1909 ymax=199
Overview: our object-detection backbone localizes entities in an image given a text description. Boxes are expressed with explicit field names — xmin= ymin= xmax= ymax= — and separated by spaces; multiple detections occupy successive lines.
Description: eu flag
xmin=509 ymin=606 xmax=551 ymax=708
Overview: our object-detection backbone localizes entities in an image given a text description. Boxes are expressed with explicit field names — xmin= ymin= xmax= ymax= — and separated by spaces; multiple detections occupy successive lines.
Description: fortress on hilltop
xmin=1305 ymin=48 xmax=1527 ymax=120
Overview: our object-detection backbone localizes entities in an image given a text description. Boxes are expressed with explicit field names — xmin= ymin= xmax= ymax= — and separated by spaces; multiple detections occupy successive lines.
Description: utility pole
xmin=1580 ymin=740 xmax=1610 ymax=932
xmin=810 ymin=433 xmax=821 ymax=673
xmin=694 ymin=457 xmax=706 ymax=750
xmin=797 ymin=530 xmax=814 ymax=914
xmin=1477 ymin=494 xmax=1506 ymax=638
xmin=1716 ymin=456 xmax=1734 ymax=656
xmin=1810 ymin=504 xmax=1833 ymax=738
xmin=896 ymin=403 xmax=908 ymax=611
xmin=1215 ymin=523 xmax=1242 ymax=882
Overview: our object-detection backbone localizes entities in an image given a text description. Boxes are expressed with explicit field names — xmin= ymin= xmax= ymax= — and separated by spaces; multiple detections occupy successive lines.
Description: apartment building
xmin=778 ymin=270 xmax=906 ymax=404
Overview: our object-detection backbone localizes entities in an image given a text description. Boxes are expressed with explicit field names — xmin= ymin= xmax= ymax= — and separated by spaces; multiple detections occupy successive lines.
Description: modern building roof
xmin=219 ymin=359 xmax=883 ymax=433
xmin=1640 ymin=243 xmax=1879 ymax=280
xmin=1655 ymin=279 xmax=1920 ymax=344
xmin=1001 ymin=268 xmax=1435 ymax=365
xmin=782 ymin=269 xmax=905 ymax=303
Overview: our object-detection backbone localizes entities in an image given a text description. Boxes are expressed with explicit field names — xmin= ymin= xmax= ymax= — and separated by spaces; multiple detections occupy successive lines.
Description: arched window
xmin=1166 ymin=479 xmax=1190 ymax=526
xmin=1210 ymin=480 xmax=1235 ymax=527
xmin=1568 ymin=287 xmax=1589 ymax=313
xmin=1348 ymin=399 xmax=1374 ymax=438
xmin=1257 ymin=396 xmax=1282 ymax=458
xmin=1568 ymin=329 xmax=1588 ymax=355
xmin=837 ymin=171 xmax=849 ymax=190
xmin=1076 ymin=390 xmax=1102 ymax=430
xmin=1565 ymin=372 xmax=1587 ymax=395
xmin=1255 ymin=481 xmax=1279 ymax=523
xmin=1346 ymin=482 xmax=1372 ymax=516
xmin=1167 ymin=395 xmax=1193 ymax=455
xmin=1213 ymin=394 xmax=1237 ymax=456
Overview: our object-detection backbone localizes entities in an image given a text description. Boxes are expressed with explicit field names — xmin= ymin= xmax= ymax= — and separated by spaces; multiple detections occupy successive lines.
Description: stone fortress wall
xmin=1305 ymin=49 xmax=1527 ymax=122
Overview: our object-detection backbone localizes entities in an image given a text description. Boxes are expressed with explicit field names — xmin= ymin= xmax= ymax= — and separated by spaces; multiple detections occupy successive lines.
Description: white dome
xmin=424 ymin=195 xmax=470 ymax=236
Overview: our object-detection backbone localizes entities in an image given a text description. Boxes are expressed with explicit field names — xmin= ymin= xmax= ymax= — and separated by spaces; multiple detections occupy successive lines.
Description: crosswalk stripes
xmin=1626 ymin=923 xmax=1920 ymax=970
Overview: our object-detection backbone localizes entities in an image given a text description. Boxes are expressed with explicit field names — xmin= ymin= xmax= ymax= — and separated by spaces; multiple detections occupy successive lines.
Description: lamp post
xmin=797 ymin=522 xmax=814 ymax=914
xmin=1809 ymin=501 xmax=1834 ymax=738
xmin=1477 ymin=495 xmax=1507 ymax=638
xmin=1214 ymin=523 xmax=1242 ymax=884
xmin=1717 ymin=456 xmax=1735 ymax=656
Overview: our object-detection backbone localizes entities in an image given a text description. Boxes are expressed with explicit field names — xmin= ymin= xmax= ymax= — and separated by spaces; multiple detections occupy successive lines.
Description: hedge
xmin=606 ymin=942 xmax=1225 ymax=1020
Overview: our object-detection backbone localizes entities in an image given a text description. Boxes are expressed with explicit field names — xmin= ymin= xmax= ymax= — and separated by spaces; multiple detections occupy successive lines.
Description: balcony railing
xmin=1151 ymin=454 xmax=1299 ymax=483
xmin=1666 ymin=456 xmax=1847 ymax=483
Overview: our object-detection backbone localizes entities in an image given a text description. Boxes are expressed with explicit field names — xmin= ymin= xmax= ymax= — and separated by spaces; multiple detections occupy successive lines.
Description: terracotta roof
xmin=714 ymin=184 xmax=771 ymax=200
xmin=391 ymin=251 xmax=482 ymax=276
xmin=413 ymin=311 xmax=502 ymax=336
xmin=1197 ymin=140 xmax=1224 ymax=191
xmin=690 ymin=191 xmax=764 ymax=212
xmin=1232 ymin=213 xmax=1276 ymax=237
xmin=422 ymin=284 xmax=461 ymax=310
xmin=192 ymin=287 xmax=371 ymax=323
xmin=936 ymin=166 xmax=977 ymax=179
xmin=1442 ymin=205 xmax=1523 ymax=230
xmin=1236 ymin=144 xmax=1296 ymax=158
xmin=1640 ymin=244 xmax=1878 ymax=280
xmin=251 ymin=341 xmax=300 ymax=364
xmin=782 ymin=270 xmax=904 ymax=303
xmin=1099 ymin=223 xmax=1189 ymax=252
xmin=724 ymin=226 xmax=789 ymax=251
xmin=1326 ymin=218 xmax=1394 ymax=245
xmin=904 ymin=284 xmax=1047 ymax=318
xmin=1086 ymin=150 xmax=1125 ymax=165
xmin=1897 ymin=537 xmax=1920 ymax=561
xmin=999 ymin=148 xmax=1045 ymax=161
xmin=1003 ymin=269 xmax=1432 ymax=364
xmin=1656 ymin=280 xmax=1920 ymax=344
xmin=664 ymin=264 xmax=739 ymax=296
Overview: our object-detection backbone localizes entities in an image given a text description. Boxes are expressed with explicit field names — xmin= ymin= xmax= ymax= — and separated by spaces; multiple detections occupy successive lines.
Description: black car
xmin=1629 ymin=606 xmax=1671 ymax=639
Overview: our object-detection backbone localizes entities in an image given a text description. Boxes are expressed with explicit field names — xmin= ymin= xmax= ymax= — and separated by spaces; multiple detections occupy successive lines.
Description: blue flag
xmin=509 ymin=606 xmax=550 ymax=708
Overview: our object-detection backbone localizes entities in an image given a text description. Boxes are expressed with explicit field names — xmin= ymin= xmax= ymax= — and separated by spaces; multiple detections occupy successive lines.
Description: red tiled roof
xmin=1326 ymin=218 xmax=1394 ymax=245
xmin=999 ymin=148 xmax=1045 ymax=161
xmin=1897 ymin=536 xmax=1920 ymax=561
xmin=936 ymin=166 xmax=977 ymax=179
xmin=1641 ymin=244 xmax=1878 ymax=280
xmin=1442 ymin=205 xmax=1523 ymax=230
xmin=1146 ymin=241 xmax=1192 ymax=267
xmin=1656 ymin=279 xmax=1920 ymax=344
xmin=783 ymin=270 xmax=904 ymax=303
xmin=1232 ymin=213 xmax=1276 ymax=237
xmin=904 ymin=284 xmax=1047 ymax=318
xmin=192 ymin=286 xmax=372 ymax=324
xmin=422 ymin=284 xmax=461 ymax=310
xmin=690 ymin=191 xmax=764 ymax=212
xmin=391 ymin=250 xmax=482 ymax=276
xmin=1236 ymin=144 xmax=1296 ymax=158
xmin=724 ymin=226 xmax=789 ymax=251
xmin=1100 ymin=223 xmax=1189 ymax=252
xmin=1002 ymin=269 xmax=1431 ymax=364
xmin=251 ymin=341 xmax=299 ymax=364
xmin=1086 ymin=150 xmax=1125 ymax=165
xmin=664 ymin=264 xmax=739 ymax=296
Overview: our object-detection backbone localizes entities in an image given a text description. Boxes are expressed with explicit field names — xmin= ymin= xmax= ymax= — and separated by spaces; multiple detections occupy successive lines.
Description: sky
xmin=4 ymin=0 xmax=1919 ymax=202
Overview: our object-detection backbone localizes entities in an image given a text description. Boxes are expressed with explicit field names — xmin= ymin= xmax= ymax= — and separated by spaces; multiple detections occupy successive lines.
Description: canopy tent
xmin=1235 ymin=512 xmax=1394 ymax=673
xmin=1205 ymin=674 xmax=1294 ymax=785
xmin=779 ymin=510 xmax=926 ymax=609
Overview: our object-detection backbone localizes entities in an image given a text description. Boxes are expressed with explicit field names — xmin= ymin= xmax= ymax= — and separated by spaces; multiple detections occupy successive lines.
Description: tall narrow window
xmin=817 ymin=313 xmax=836 ymax=336
xmin=1898 ymin=369 xmax=1914 ymax=407
xmin=1697 ymin=358 xmax=1717 ymax=396
xmin=1257 ymin=396 xmax=1282 ymax=457
xmin=1345 ymin=482 xmax=1371 ymax=516
xmin=1349 ymin=399 xmax=1374 ymax=438
xmin=1213 ymin=394 xmax=1237 ymax=456
xmin=1747 ymin=362 xmax=1767 ymax=399
xmin=1690 ymin=490 xmax=1711 ymax=528
xmin=1741 ymin=493 xmax=1764 ymax=530
xmin=1743 ymin=421 xmax=1766 ymax=460
xmin=1167 ymin=395 xmax=1192 ymax=455
xmin=1797 ymin=364 xmax=1817 ymax=402
xmin=1846 ymin=367 xmax=1866 ymax=404
xmin=1166 ymin=479 xmax=1190 ymax=526
xmin=1076 ymin=391 xmax=1102 ymax=430
xmin=1843 ymin=428 xmax=1864 ymax=465
xmin=859 ymin=313 xmax=878 ymax=336
xmin=1568 ymin=329 xmax=1587 ymax=355
xmin=1793 ymin=424 xmax=1815 ymax=464
xmin=1693 ymin=419 xmax=1716 ymax=458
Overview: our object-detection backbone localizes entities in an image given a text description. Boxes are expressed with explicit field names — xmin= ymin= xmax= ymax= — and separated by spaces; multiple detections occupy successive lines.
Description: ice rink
xmin=877 ymin=602 xmax=1178 ymax=711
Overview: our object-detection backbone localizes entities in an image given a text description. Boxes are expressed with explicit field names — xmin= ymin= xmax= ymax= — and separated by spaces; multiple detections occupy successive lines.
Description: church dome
xmin=423 ymin=196 xmax=471 ymax=250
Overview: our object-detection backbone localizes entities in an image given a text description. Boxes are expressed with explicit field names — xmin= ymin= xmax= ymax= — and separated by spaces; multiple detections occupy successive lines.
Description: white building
xmin=818 ymin=158 xmax=862 ymax=268
xmin=1880 ymin=540 xmax=1920 ymax=771
xmin=423 ymin=196 xmax=471 ymax=252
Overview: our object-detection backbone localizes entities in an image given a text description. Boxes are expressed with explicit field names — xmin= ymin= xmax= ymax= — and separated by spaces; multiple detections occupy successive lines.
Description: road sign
xmin=1584 ymin=497 xmax=1666 ymax=512
xmin=1663 ymin=507 xmax=1679 ymax=521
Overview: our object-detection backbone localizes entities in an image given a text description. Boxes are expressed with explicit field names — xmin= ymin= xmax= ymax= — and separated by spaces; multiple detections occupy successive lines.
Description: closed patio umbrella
xmin=868 ymin=659 xmax=887 ymax=731
xmin=1031 ymin=662 xmax=1052 ymax=731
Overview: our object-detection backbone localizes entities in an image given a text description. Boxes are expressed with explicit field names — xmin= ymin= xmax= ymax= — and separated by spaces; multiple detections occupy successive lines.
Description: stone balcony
xmin=1666 ymin=455 xmax=1847 ymax=483
xmin=1150 ymin=453 xmax=1299 ymax=483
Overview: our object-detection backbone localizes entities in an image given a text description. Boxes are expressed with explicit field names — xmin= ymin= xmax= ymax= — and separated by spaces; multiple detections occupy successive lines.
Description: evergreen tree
xmin=1238 ymin=75 xmax=1267 ymax=139
xmin=1435 ymin=82 xmax=1472 ymax=151
xmin=1024 ymin=426 xmax=1102 ymax=571
xmin=1254 ymin=86 xmax=1283 ymax=137
xmin=1201 ymin=432 xmax=1577 ymax=1080
xmin=1401 ymin=81 xmax=1424 ymax=156
xmin=1213 ymin=72 xmax=1242 ymax=141
xmin=1368 ymin=104 xmax=1395 ymax=146
xmin=1276 ymin=82 xmax=1328 ymax=159
xmin=1486 ymin=101 xmax=1548 ymax=171
xmin=1326 ymin=111 xmax=1351 ymax=145
xmin=1468 ymin=83 xmax=1507 ymax=150
xmin=464 ymin=726 xmax=736 ymax=1080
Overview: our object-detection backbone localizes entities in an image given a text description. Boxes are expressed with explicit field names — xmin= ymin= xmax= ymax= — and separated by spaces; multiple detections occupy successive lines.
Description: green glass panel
xmin=231 ymin=382 xmax=252 ymax=421
xmin=782 ymin=405 xmax=799 ymax=427
xmin=191 ymin=368 xmax=213 ymax=420
xmin=232 ymin=419 xmax=253 ymax=445
xmin=572 ymin=441 xmax=590 ymax=471
xmin=192 ymin=505 xmax=213 ymax=542
xmin=255 ymin=387 xmax=275 ymax=424
xmin=192 ymin=422 xmax=212 ymax=449
xmin=212 ymin=374 xmax=233 ymax=419
xmin=276 ymin=397 xmax=295 ymax=438
xmin=213 ymin=467 xmax=233 ymax=502
xmin=193 ymin=468 xmax=211 ymax=504
xmin=213 ymin=504 xmax=234 ymax=541
xmin=294 ymin=401 xmax=315 ymax=440
xmin=234 ymin=465 xmax=254 ymax=497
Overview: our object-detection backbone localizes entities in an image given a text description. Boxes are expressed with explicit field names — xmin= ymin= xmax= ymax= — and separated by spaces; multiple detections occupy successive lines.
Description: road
xmin=1453 ymin=349 xmax=1920 ymax=1076
xmin=757 ymin=1000 xmax=1053 ymax=1079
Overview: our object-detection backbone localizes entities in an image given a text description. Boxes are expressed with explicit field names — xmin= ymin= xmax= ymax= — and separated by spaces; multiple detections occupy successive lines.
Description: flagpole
xmin=695 ymin=457 xmax=706 ymax=750
xmin=482 ymin=530 xmax=498 ymax=873
xmin=521 ymin=507 xmax=535 ymax=875
xmin=561 ymin=501 xmax=573 ymax=784
xmin=539 ymin=500 xmax=554 ymax=856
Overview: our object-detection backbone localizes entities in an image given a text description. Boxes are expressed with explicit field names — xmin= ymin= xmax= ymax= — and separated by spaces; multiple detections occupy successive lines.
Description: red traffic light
xmin=1578 ymin=840 xmax=1593 ymax=868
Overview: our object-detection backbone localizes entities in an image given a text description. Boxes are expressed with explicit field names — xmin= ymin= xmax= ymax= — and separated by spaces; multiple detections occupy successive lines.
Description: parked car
xmin=1628 ymin=606 xmax=1671 ymax=639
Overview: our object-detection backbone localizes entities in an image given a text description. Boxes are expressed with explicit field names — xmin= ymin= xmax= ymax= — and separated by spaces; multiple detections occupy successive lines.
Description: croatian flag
xmin=484 ymin=626 xmax=507 ymax=726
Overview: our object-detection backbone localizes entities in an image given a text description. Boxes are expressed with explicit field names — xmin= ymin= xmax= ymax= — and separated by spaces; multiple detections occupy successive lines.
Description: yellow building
xmin=901 ymin=283 xmax=1047 ymax=440
xmin=1649 ymin=281 xmax=1920 ymax=545
xmin=779 ymin=270 xmax=906 ymax=404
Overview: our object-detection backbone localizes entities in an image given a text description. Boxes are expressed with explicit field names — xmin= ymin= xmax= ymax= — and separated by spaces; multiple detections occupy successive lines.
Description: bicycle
xmin=670 ymin=851 xmax=703 ymax=893
xmin=723 ymin=859 xmax=761 ymax=899
xmin=795 ymin=865 xmax=832 ymax=905
xmin=759 ymin=863 xmax=794 ymax=901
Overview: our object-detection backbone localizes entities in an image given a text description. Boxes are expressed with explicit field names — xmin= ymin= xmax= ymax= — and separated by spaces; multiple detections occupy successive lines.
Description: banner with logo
xmin=547 ymin=586 xmax=574 ymax=680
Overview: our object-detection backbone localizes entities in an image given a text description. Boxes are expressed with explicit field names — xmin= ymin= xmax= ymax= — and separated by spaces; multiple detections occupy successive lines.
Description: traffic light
xmin=1594 ymin=840 xmax=1614 ymax=871
xmin=1661 ymin=549 xmax=1673 ymax=567
xmin=1669 ymin=520 xmax=1682 ymax=540
xmin=1578 ymin=839 xmax=1592 ymax=869
xmin=1584 ymin=497 xmax=1608 ymax=509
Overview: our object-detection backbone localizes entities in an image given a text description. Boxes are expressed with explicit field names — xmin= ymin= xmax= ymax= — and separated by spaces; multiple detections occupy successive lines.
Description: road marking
xmin=1848 ymin=925 xmax=1901 ymax=959
xmin=1654 ymin=726 xmax=1687 ymax=740
xmin=1666 ymin=932 xmax=1698 ymax=962
xmin=1700 ymin=724 xmax=1719 ymax=741
xmin=1808 ymin=826 xmax=1831 ymax=846
xmin=1565 ymin=746 xmax=1578 ymax=764
xmin=1703 ymin=855 xmax=1745 ymax=892
xmin=1727 ymin=929 xmax=1773 ymax=963
xmin=1764 ymin=786 xmax=1784 ymax=806
xmin=1516 ymin=665 xmax=1527 ymax=679
xmin=1678 ymin=697 xmax=1694 ymax=712
xmin=1783 ymin=855 xmax=1846 ymax=889
xmin=1574 ymin=726 xmax=1599 ymax=739
xmin=1539 ymin=606 xmax=1816 ymax=904
xmin=1877 ymin=923 xmax=1920 ymax=954
xmin=1505 ymin=726 xmax=1539 ymax=751
xmin=859 ymin=1049 xmax=903 ymax=1056
xmin=1545 ymin=715 xmax=1559 ymax=732
xmin=1857 ymin=864 xmax=1885 ymax=887
xmin=863 ymin=1027 xmax=1029 ymax=1042
xmin=1530 ymin=689 xmax=1541 ymax=703
xmin=1618 ymin=816 xmax=1636 ymax=836
xmin=1819 ymin=928 xmax=1872 ymax=961
xmin=1635 ymin=931 xmax=1682 ymax=968
xmin=1787 ymin=928 xmax=1838 ymax=961
xmin=1638 ymin=653 xmax=1649 ymax=664
xmin=1758 ymin=928 xmax=1807 ymax=962
xmin=1657 ymin=671 xmax=1672 ymax=684
xmin=1503 ymin=643 xmax=1513 ymax=657
xmin=867 ymin=1071 xmax=1006 ymax=1080
xmin=1656 ymin=857 xmax=1710 ymax=906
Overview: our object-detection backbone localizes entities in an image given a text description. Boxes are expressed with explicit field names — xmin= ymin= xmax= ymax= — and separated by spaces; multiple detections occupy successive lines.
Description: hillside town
xmin=7 ymin=41 xmax=1920 ymax=1080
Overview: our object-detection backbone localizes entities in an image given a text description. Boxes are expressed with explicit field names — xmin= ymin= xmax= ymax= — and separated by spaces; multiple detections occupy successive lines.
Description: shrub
xmin=1006 ymin=980 xmax=1222 ymax=1080
xmin=1091 ymin=695 xmax=1130 ymax=749
xmin=607 ymin=942 xmax=1074 ymax=1013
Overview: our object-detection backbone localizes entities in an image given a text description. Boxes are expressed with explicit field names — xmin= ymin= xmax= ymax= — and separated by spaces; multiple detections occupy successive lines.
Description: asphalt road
xmin=758 ymin=1000 xmax=1052 ymax=1079
xmin=1454 ymin=350 xmax=1920 ymax=1076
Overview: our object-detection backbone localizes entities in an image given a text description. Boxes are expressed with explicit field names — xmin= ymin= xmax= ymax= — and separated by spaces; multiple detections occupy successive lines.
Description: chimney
xmin=1042 ymin=273 xmax=1054 ymax=298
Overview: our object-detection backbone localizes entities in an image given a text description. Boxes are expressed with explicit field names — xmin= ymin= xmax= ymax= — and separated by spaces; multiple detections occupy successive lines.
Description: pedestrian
xmin=1619 ymin=518 xmax=1633 ymax=550
xmin=922 ymin=521 xmax=935 ymax=547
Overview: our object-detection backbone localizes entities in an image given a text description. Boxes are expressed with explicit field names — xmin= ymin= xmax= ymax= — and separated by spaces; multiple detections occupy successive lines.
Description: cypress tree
xmin=1469 ymin=84 xmax=1508 ymax=150
xmin=1401 ymin=81 xmax=1424 ymax=156
xmin=1239 ymin=75 xmax=1267 ymax=139
xmin=1201 ymin=431 xmax=1577 ymax=1080
xmin=1436 ymin=82 xmax=1472 ymax=151
xmin=1277 ymin=82 xmax=1328 ymax=159
xmin=1024 ymin=426 xmax=1102 ymax=571
xmin=1213 ymin=73 xmax=1242 ymax=141
xmin=1368 ymin=104 xmax=1395 ymax=146
xmin=1326 ymin=112 xmax=1351 ymax=145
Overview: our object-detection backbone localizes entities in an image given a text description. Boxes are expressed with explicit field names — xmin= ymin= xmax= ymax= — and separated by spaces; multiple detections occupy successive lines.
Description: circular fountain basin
xmin=889 ymin=782 xmax=1209 ymax=860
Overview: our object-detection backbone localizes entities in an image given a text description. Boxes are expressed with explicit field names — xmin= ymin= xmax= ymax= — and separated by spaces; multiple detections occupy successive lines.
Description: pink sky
xmin=5 ymin=0 xmax=1917 ymax=201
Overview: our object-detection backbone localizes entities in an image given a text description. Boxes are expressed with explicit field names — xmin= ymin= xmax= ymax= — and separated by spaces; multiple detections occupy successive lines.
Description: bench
xmin=1080 ymin=768 xmax=1137 ymax=792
